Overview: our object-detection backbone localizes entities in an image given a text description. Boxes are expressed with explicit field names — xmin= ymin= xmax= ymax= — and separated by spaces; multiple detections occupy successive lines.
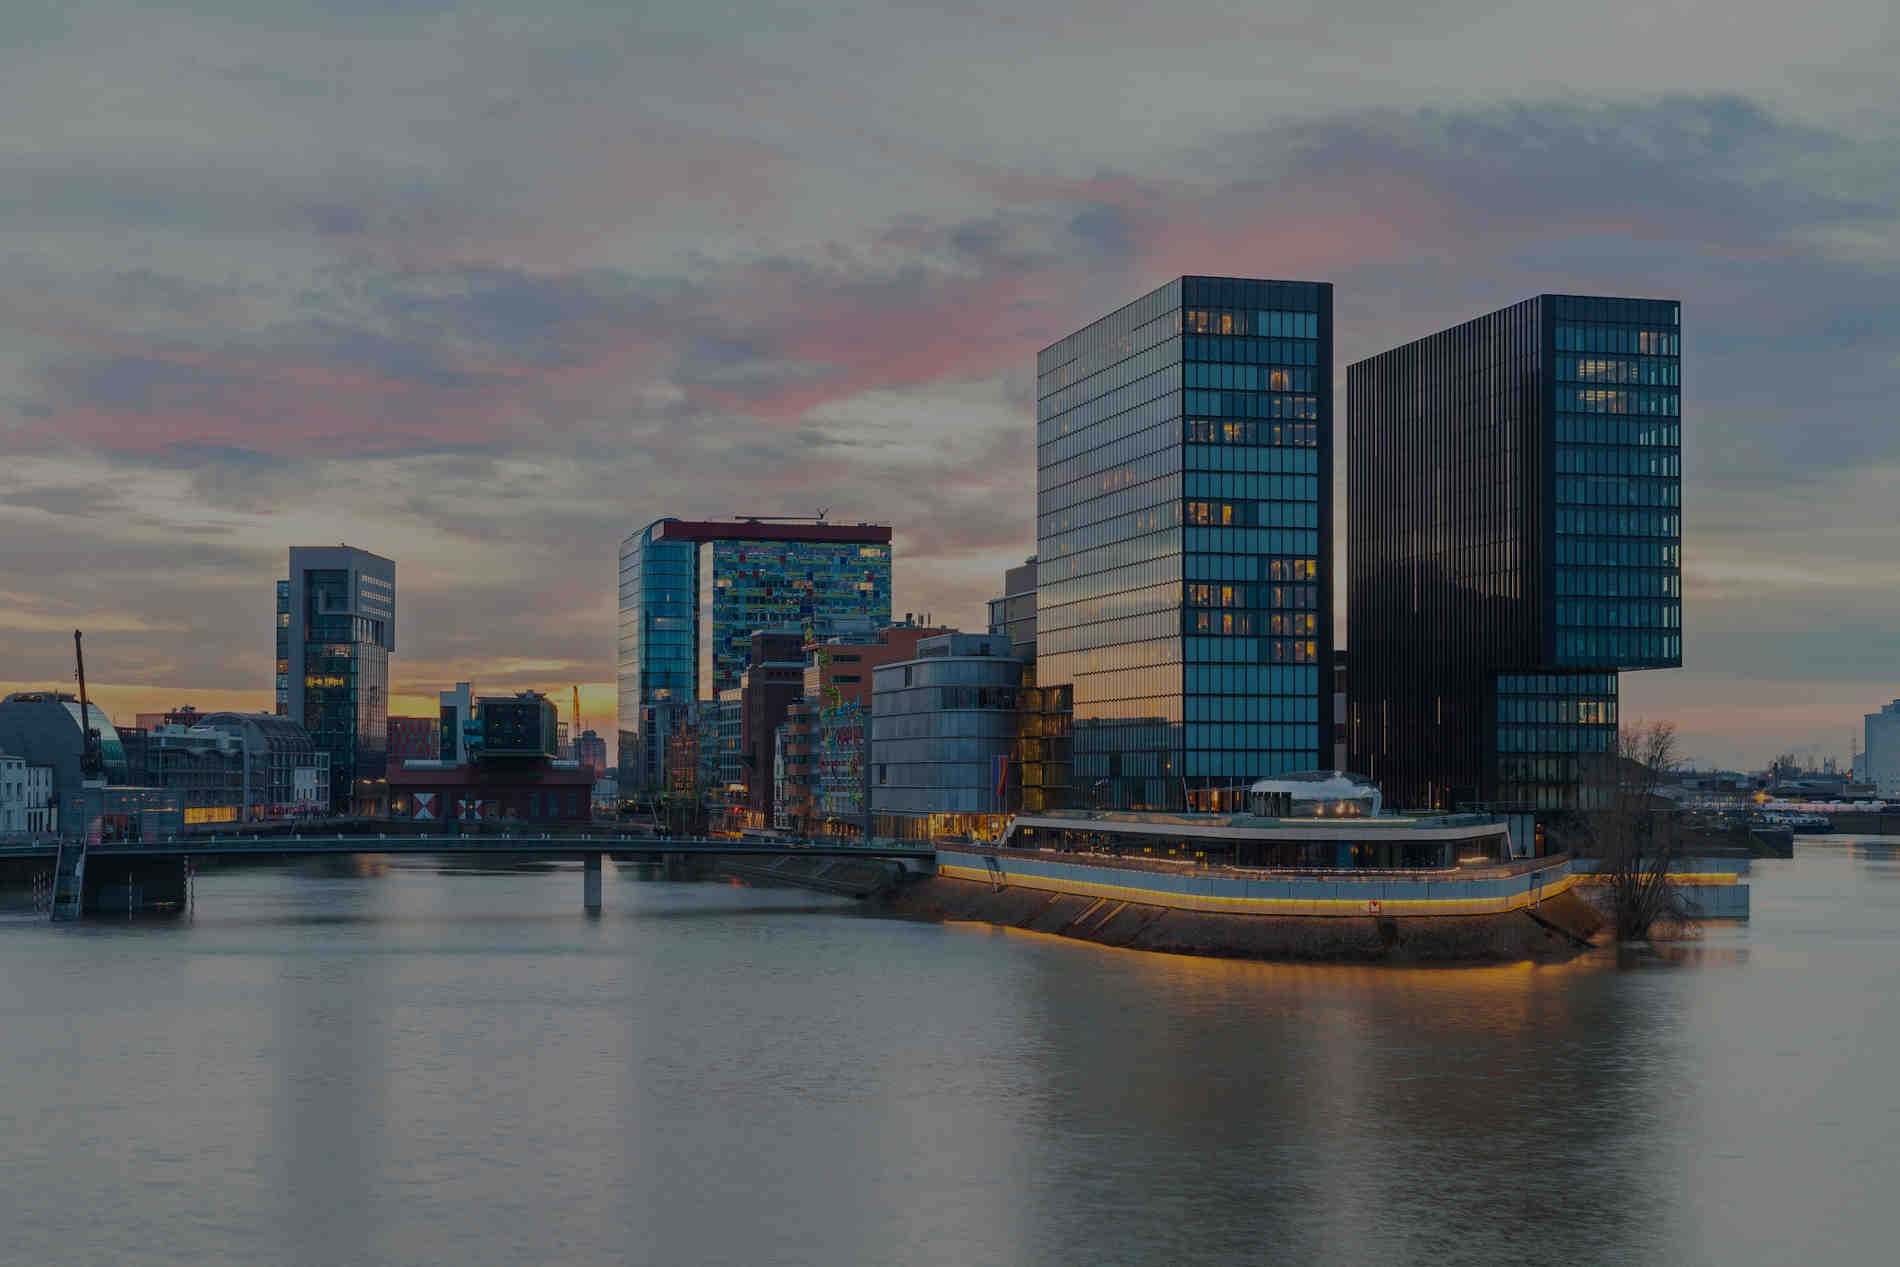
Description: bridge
xmin=0 ymin=832 xmax=935 ymax=920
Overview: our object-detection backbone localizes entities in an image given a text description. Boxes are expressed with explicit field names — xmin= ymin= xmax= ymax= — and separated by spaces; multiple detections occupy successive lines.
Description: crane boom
xmin=73 ymin=629 xmax=103 ymax=779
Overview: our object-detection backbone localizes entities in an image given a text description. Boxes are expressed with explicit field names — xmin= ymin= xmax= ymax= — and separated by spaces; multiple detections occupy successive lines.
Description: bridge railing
xmin=64 ymin=831 xmax=929 ymax=853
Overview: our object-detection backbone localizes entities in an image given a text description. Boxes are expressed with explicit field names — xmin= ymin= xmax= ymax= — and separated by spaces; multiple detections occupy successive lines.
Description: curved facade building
xmin=0 ymin=692 xmax=129 ymax=790
xmin=870 ymin=634 xmax=1023 ymax=842
xmin=196 ymin=712 xmax=332 ymax=817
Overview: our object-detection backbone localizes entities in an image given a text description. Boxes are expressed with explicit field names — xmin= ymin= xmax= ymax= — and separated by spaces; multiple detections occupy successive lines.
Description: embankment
xmin=888 ymin=871 xmax=1602 ymax=962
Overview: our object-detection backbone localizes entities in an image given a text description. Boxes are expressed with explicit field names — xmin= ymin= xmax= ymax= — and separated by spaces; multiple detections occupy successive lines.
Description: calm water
xmin=3 ymin=841 xmax=1898 ymax=1266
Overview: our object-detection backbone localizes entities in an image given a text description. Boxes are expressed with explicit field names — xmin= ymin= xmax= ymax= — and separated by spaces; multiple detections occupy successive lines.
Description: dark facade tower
xmin=1347 ymin=295 xmax=1681 ymax=810
xmin=1037 ymin=276 xmax=1334 ymax=811
xmin=278 ymin=546 xmax=396 ymax=815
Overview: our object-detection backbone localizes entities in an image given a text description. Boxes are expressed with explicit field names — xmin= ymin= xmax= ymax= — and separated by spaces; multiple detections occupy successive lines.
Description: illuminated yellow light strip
xmin=936 ymin=863 xmax=1578 ymax=918
xmin=1574 ymin=872 xmax=1740 ymax=886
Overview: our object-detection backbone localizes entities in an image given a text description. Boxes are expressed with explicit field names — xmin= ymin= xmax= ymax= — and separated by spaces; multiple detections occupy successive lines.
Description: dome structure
xmin=1248 ymin=770 xmax=1383 ymax=818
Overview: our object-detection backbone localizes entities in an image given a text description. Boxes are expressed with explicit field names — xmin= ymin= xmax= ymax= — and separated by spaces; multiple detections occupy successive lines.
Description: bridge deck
xmin=0 ymin=835 xmax=933 ymax=862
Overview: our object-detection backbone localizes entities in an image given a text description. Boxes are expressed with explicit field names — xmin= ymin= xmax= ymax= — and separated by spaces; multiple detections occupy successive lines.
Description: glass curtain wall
xmin=1550 ymin=296 xmax=1683 ymax=668
xmin=1037 ymin=276 xmax=1332 ymax=811
xmin=1348 ymin=294 xmax=1681 ymax=811
xmin=617 ymin=524 xmax=695 ymax=789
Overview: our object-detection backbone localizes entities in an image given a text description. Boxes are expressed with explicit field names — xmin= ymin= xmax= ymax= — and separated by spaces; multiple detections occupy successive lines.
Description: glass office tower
xmin=617 ymin=518 xmax=892 ymax=792
xmin=278 ymin=545 xmax=396 ymax=814
xmin=1036 ymin=276 xmax=1334 ymax=811
xmin=1347 ymin=294 xmax=1681 ymax=810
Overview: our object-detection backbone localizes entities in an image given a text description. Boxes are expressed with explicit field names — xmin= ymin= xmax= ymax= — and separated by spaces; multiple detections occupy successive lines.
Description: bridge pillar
xmin=583 ymin=852 xmax=602 ymax=914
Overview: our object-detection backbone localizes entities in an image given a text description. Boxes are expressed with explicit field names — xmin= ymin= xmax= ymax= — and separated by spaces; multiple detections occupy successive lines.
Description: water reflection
xmin=1 ymin=844 xmax=1897 ymax=1265
xmin=978 ymin=936 xmax=1677 ymax=1263
xmin=271 ymin=885 xmax=385 ymax=1267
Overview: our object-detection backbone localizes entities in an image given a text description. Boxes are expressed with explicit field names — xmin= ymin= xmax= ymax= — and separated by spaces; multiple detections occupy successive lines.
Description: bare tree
xmin=1585 ymin=721 xmax=1697 ymax=942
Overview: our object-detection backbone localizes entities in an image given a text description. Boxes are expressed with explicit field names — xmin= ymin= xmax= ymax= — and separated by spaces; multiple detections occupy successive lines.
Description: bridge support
xmin=583 ymin=852 xmax=602 ymax=914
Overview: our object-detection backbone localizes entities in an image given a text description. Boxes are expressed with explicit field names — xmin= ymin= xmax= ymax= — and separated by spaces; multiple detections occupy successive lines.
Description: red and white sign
xmin=1366 ymin=899 xmax=1382 ymax=915
xmin=412 ymin=792 xmax=438 ymax=821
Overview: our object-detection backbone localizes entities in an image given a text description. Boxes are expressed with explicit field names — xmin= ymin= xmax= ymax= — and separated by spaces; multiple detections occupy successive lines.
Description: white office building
xmin=1863 ymin=700 xmax=1900 ymax=798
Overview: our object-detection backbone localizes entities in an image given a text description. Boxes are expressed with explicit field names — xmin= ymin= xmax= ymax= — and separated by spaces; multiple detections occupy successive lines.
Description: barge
xmin=891 ymin=803 xmax=1604 ymax=962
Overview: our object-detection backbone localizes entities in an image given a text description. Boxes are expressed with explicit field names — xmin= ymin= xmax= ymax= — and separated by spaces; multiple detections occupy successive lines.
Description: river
xmin=3 ymin=839 xmax=1897 ymax=1266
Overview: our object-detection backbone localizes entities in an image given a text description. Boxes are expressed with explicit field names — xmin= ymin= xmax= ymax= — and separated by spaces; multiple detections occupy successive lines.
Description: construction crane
xmin=73 ymin=629 xmax=103 ymax=780
xmin=572 ymin=685 xmax=582 ymax=746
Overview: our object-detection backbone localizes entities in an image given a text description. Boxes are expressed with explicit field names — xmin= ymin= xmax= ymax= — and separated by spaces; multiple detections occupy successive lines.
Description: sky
xmin=3 ymin=0 xmax=1898 ymax=770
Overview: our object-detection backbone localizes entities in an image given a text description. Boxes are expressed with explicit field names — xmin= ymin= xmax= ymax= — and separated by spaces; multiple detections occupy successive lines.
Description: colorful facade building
xmin=772 ymin=624 xmax=954 ymax=839
xmin=617 ymin=517 xmax=892 ymax=795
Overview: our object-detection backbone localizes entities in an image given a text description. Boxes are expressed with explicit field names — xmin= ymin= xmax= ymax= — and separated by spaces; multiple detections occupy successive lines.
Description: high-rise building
xmin=1036 ymin=276 xmax=1334 ymax=810
xmin=617 ymin=517 xmax=892 ymax=792
xmin=277 ymin=546 xmax=396 ymax=814
xmin=1862 ymin=700 xmax=1900 ymax=798
xmin=1347 ymin=294 xmax=1682 ymax=811
xmin=986 ymin=556 xmax=1039 ymax=662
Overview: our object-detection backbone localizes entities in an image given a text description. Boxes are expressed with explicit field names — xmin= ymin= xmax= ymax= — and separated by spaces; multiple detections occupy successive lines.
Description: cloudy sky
xmin=4 ymin=0 xmax=1898 ymax=769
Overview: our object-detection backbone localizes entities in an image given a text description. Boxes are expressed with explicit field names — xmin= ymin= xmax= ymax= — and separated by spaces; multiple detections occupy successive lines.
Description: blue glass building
xmin=617 ymin=518 xmax=892 ymax=791
xmin=1347 ymin=294 xmax=1681 ymax=811
xmin=1036 ymin=276 xmax=1334 ymax=811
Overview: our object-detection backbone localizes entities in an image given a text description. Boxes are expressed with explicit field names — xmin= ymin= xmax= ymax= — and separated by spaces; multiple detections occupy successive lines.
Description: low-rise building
xmin=870 ymin=633 xmax=1024 ymax=842
xmin=574 ymin=729 xmax=607 ymax=777
xmin=386 ymin=715 xmax=440 ymax=766
xmin=1 ymin=752 xmax=29 ymax=834
xmin=388 ymin=687 xmax=590 ymax=824
xmin=196 ymin=712 xmax=331 ymax=818
xmin=122 ymin=712 xmax=333 ymax=824
xmin=21 ymin=761 xmax=56 ymax=833
xmin=121 ymin=724 xmax=248 ymax=825
xmin=389 ymin=761 xmax=594 ymax=824
xmin=771 ymin=622 xmax=955 ymax=839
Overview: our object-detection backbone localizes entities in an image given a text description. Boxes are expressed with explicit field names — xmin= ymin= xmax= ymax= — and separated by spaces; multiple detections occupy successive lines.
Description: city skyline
xmin=5 ymin=2 xmax=1899 ymax=769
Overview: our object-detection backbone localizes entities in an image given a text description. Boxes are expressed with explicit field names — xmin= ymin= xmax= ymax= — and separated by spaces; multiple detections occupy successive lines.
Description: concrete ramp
xmin=715 ymin=855 xmax=908 ymax=899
